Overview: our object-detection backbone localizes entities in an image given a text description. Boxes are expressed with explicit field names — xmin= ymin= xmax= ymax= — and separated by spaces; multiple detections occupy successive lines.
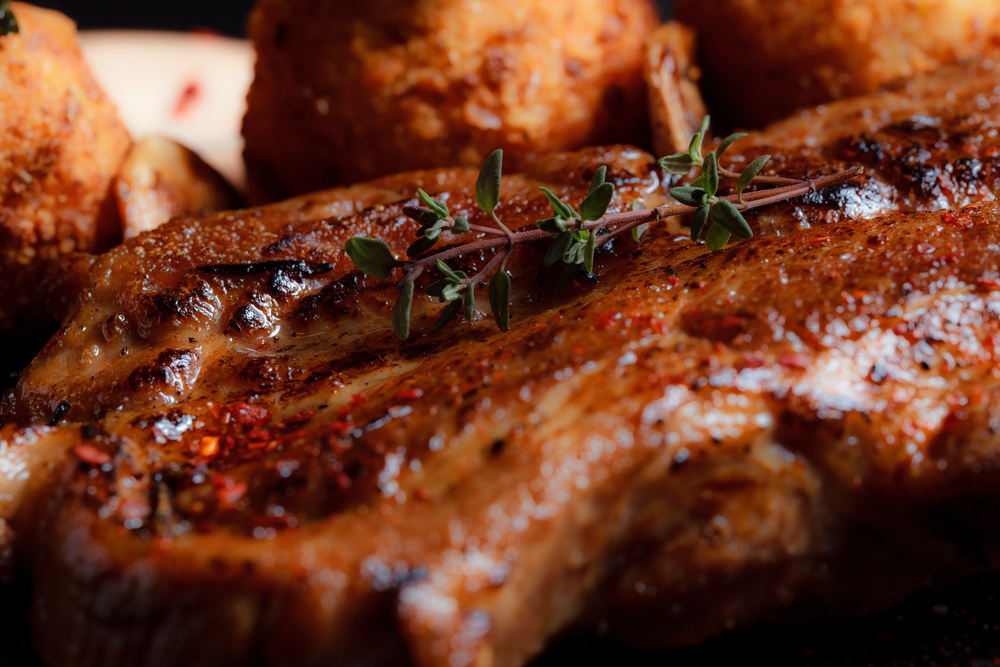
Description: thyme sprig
xmin=0 ymin=0 xmax=17 ymax=36
xmin=346 ymin=119 xmax=862 ymax=339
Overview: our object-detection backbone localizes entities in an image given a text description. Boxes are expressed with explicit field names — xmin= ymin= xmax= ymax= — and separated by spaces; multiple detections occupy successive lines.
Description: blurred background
xmin=31 ymin=0 xmax=675 ymax=35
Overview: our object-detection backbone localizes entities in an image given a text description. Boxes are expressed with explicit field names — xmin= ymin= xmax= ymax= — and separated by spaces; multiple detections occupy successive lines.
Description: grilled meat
xmin=4 ymin=62 xmax=1000 ymax=667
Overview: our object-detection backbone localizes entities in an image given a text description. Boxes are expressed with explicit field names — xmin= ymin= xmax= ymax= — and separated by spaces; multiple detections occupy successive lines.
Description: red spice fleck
xmin=230 ymin=403 xmax=271 ymax=427
xmin=214 ymin=478 xmax=248 ymax=505
xmin=395 ymin=388 xmax=424 ymax=401
xmin=199 ymin=436 xmax=220 ymax=458
xmin=173 ymin=80 xmax=201 ymax=117
xmin=594 ymin=311 xmax=618 ymax=330
xmin=73 ymin=445 xmax=111 ymax=465
xmin=811 ymin=237 xmax=832 ymax=245
xmin=282 ymin=410 xmax=316 ymax=426
xmin=338 ymin=393 xmax=367 ymax=418
xmin=777 ymin=353 xmax=810 ymax=369
xmin=721 ymin=315 xmax=743 ymax=328
xmin=977 ymin=276 xmax=999 ymax=290
xmin=713 ymin=342 xmax=728 ymax=354
xmin=667 ymin=277 xmax=680 ymax=286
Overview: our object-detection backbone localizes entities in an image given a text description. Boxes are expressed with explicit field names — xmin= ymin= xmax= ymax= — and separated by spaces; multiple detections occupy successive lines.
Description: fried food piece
xmin=0 ymin=2 xmax=132 ymax=330
xmin=113 ymin=136 xmax=242 ymax=239
xmin=644 ymin=22 xmax=708 ymax=159
xmin=676 ymin=0 xmax=1000 ymax=128
xmin=242 ymin=0 xmax=659 ymax=202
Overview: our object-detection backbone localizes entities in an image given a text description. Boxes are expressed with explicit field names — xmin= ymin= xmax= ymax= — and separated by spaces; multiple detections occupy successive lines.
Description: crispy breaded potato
xmin=644 ymin=22 xmax=708 ymax=159
xmin=242 ymin=0 xmax=659 ymax=202
xmin=676 ymin=0 xmax=1000 ymax=128
xmin=113 ymin=136 xmax=241 ymax=239
xmin=0 ymin=3 xmax=131 ymax=329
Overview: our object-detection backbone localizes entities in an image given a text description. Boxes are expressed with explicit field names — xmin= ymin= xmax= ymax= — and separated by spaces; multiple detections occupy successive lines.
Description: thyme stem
xmin=404 ymin=167 xmax=862 ymax=273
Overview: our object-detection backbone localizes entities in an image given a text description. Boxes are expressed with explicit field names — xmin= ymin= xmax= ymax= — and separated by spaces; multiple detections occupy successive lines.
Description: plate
xmin=78 ymin=30 xmax=254 ymax=190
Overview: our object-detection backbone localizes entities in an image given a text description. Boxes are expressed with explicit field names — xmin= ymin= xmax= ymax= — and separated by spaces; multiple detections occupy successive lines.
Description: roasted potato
xmin=242 ymin=0 xmax=659 ymax=202
xmin=0 ymin=2 xmax=131 ymax=330
xmin=113 ymin=136 xmax=242 ymax=239
xmin=676 ymin=0 xmax=1000 ymax=128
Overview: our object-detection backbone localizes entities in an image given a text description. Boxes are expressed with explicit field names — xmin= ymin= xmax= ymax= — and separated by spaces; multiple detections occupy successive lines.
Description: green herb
xmin=344 ymin=116 xmax=863 ymax=338
xmin=0 ymin=0 xmax=18 ymax=36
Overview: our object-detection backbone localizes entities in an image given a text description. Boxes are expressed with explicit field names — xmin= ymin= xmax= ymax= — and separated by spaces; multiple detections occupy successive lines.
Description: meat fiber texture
xmin=676 ymin=0 xmax=1000 ymax=128
xmin=0 ymin=2 xmax=131 ymax=330
xmin=241 ymin=0 xmax=658 ymax=203
xmin=5 ymin=61 xmax=1000 ymax=667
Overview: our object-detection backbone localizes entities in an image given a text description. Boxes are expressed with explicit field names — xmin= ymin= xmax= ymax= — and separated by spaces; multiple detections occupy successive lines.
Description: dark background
xmin=31 ymin=0 xmax=676 ymax=36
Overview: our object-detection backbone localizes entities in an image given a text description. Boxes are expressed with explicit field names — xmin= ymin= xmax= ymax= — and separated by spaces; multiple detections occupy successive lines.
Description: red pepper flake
xmin=594 ymin=311 xmax=619 ymax=330
xmin=282 ymin=410 xmax=316 ymax=426
xmin=721 ymin=315 xmax=743 ymax=328
xmin=395 ymin=388 xmax=424 ymax=401
xmin=977 ymin=276 xmax=999 ymax=290
xmin=338 ymin=393 xmax=367 ymax=417
xmin=73 ymin=444 xmax=111 ymax=466
xmin=811 ymin=237 xmax=832 ymax=245
xmin=199 ymin=436 xmax=220 ymax=458
xmin=777 ymin=353 xmax=810 ymax=369
xmin=230 ymin=403 xmax=271 ymax=427
xmin=667 ymin=277 xmax=680 ymax=287
xmin=214 ymin=478 xmax=248 ymax=505
xmin=173 ymin=80 xmax=201 ymax=117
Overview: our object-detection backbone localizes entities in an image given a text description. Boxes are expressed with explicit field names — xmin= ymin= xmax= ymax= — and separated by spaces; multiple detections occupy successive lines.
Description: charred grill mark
xmin=294 ymin=271 xmax=384 ymax=323
xmin=267 ymin=270 xmax=302 ymax=300
xmin=197 ymin=260 xmax=334 ymax=277
xmin=262 ymin=233 xmax=304 ymax=255
xmin=126 ymin=349 xmax=200 ymax=393
xmin=136 ymin=277 xmax=220 ymax=326
xmin=227 ymin=304 xmax=272 ymax=334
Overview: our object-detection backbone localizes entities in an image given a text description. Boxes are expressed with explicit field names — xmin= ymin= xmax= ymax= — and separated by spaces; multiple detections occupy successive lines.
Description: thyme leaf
xmin=341 ymin=116 xmax=863 ymax=338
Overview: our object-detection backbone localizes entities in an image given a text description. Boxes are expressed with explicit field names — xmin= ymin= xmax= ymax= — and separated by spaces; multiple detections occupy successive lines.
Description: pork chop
xmin=4 ymin=63 xmax=1000 ymax=667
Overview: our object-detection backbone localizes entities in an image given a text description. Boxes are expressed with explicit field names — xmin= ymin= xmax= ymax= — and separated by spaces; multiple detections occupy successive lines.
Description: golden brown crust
xmin=676 ymin=0 xmax=1000 ymax=128
xmin=0 ymin=2 xmax=131 ymax=330
xmin=241 ymin=0 xmax=659 ymax=203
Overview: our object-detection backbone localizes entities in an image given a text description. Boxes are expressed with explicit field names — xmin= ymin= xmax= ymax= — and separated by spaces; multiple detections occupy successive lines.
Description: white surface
xmin=78 ymin=30 xmax=255 ymax=189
